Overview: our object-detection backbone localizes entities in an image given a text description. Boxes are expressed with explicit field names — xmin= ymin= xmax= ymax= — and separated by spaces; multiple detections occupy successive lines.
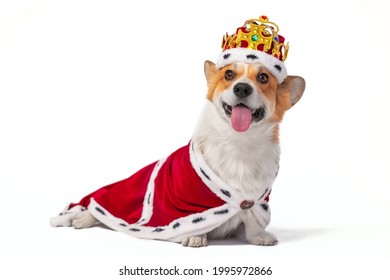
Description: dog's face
xmin=204 ymin=61 xmax=305 ymax=136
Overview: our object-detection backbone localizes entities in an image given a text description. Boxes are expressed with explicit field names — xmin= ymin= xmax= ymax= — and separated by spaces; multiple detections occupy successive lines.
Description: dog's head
xmin=204 ymin=61 xmax=305 ymax=134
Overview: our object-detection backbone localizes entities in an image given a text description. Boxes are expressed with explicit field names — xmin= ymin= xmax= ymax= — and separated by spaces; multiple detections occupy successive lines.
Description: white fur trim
xmin=216 ymin=48 xmax=287 ymax=84
xmin=136 ymin=157 xmax=167 ymax=225
xmin=88 ymin=198 xmax=239 ymax=243
xmin=252 ymin=202 xmax=271 ymax=228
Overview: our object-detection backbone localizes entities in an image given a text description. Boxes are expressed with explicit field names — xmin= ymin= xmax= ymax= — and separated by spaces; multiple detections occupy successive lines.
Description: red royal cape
xmin=50 ymin=141 xmax=272 ymax=242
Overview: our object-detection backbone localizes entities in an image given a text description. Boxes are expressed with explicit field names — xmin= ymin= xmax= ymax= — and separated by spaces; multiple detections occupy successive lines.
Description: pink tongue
xmin=231 ymin=106 xmax=252 ymax=132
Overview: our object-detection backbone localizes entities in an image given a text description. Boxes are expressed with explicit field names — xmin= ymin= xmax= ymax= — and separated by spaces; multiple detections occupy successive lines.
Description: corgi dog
xmin=184 ymin=61 xmax=305 ymax=246
xmin=50 ymin=16 xmax=305 ymax=247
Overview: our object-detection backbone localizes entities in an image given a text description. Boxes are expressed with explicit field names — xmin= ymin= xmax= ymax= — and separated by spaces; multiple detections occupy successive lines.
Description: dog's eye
xmin=257 ymin=73 xmax=269 ymax=84
xmin=224 ymin=70 xmax=236 ymax=81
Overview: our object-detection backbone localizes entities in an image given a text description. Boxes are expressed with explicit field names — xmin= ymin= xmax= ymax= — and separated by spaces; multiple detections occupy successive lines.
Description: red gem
xmin=261 ymin=15 xmax=267 ymax=19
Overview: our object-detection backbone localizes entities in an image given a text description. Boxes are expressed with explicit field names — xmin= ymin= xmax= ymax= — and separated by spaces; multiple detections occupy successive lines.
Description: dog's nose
xmin=233 ymin=83 xmax=252 ymax=98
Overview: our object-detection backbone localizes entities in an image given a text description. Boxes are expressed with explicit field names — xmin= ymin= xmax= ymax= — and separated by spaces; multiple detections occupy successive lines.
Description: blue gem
xmin=274 ymin=36 xmax=279 ymax=42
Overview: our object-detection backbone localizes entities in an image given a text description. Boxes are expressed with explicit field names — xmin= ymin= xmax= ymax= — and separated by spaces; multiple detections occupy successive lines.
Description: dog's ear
xmin=277 ymin=76 xmax=305 ymax=110
xmin=204 ymin=60 xmax=218 ymax=84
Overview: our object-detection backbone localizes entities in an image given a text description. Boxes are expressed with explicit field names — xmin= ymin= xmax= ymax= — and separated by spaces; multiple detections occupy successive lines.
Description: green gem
xmin=251 ymin=34 xmax=259 ymax=41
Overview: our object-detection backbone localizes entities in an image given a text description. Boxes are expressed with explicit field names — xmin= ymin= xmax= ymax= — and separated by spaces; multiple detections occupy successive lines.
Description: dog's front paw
xmin=247 ymin=231 xmax=278 ymax=246
xmin=72 ymin=211 xmax=97 ymax=229
xmin=181 ymin=234 xmax=208 ymax=247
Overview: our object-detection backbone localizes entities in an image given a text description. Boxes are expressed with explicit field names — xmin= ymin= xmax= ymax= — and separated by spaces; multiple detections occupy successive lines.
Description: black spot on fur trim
xmin=200 ymin=168 xmax=210 ymax=180
xmin=192 ymin=217 xmax=205 ymax=224
xmin=221 ymin=189 xmax=231 ymax=198
xmin=81 ymin=208 xmax=86 ymax=212
xmin=214 ymin=209 xmax=229 ymax=215
xmin=261 ymin=204 xmax=269 ymax=211
xmin=147 ymin=193 xmax=151 ymax=204
xmin=223 ymin=53 xmax=231 ymax=59
xmin=119 ymin=223 xmax=127 ymax=227
xmin=95 ymin=207 xmax=105 ymax=215
xmin=274 ymin=64 xmax=282 ymax=72
xmin=173 ymin=222 xmax=180 ymax=229
xmin=153 ymin=228 xmax=165 ymax=232
xmin=259 ymin=188 xmax=269 ymax=200
xmin=246 ymin=54 xmax=258 ymax=60
xmin=129 ymin=228 xmax=141 ymax=232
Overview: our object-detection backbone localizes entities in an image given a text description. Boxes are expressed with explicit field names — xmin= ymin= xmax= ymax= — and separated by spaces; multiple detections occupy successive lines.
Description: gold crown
xmin=222 ymin=15 xmax=289 ymax=62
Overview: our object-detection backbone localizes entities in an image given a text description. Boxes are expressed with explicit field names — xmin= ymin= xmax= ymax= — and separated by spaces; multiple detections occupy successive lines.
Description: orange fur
xmin=206 ymin=63 xmax=245 ymax=100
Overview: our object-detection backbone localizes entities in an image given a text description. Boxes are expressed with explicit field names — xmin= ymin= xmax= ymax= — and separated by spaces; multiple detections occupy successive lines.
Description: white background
xmin=1 ymin=0 xmax=389 ymax=279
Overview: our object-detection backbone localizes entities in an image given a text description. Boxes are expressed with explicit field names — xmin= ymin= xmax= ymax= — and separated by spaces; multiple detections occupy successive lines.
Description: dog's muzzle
xmin=222 ymin=102 xmax=266 ymax=123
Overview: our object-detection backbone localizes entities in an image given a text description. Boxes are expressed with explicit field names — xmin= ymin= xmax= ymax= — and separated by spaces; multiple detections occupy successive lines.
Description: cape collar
xmin=189 ymin=140 xmax=271 ymax=210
